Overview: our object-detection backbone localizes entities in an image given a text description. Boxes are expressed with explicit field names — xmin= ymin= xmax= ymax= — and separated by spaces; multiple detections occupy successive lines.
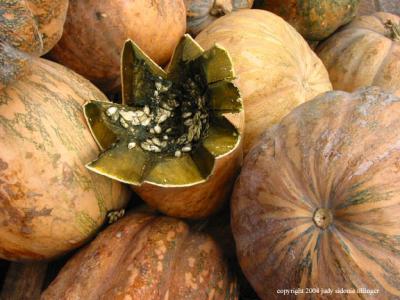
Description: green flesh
xmin=84 ymin=35 xmax=242 ymax=186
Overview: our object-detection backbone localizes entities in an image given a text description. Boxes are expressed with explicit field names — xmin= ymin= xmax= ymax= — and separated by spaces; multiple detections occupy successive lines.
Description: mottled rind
xmin=0 ymin=42 xmax=32 ymax=90
xmin=0 ymin=56 xmax=130 ymax=261
xmin=317 ymin=12 xmax=400 ymax=97
xmin=184 ymin=0 xmax=254 ymax=36
xmin=256 ymin=0 xmax=360 ymax=41
xmin=49 ymin=0 xmax=186 ymax=92
xmin=196 ymin=9 xmax=332 ymax=155
xmin=0 ymin=0 xmax=68 ymax=56
xmin=232 ymin=87 xmax=400 ymax=299
xmin=41 ymin=212 xmax=238 ymax=300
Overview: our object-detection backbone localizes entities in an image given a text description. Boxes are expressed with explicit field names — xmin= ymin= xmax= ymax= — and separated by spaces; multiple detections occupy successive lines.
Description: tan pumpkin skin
xmin=184 ymin=0 xmax=254 ymax=36
xmin=196 ymin=9 xmax=332 ymax=155
xmin=317 ymin=12 xmax=400 ymax=97
xmin=134 ymin=113 xmax=244 ymax=219
xmin=49 ymin=0 xmax=186 ymax=92
xmin=41 ymin=211 xmax=238 ymax=300
xmin=0 ymin=0 xmax=68 ymax=55
xmin=0 ymin=57 xmax=130 ymax=261
xmin=232 ymin=87 xmax=400 ymax=299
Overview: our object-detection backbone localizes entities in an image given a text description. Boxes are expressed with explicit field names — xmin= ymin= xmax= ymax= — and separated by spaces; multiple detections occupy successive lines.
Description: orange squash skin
xmin=317 ymin=12 xmax=400 ymax=97
xmin=232 ymin=87 xmax=400 ymax=299
xmin=49 ymin=0 xmax=186 ymax=92
xmin=0 ymin=57 xmax=130 ymax=261
xmin=0 ymin=0 xmax=68 ymax=55
xmin=41 ymin=211 xmax=238 ymax=299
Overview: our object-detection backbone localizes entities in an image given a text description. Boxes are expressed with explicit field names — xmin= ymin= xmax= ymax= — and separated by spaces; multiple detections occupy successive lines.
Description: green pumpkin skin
xmin=256 ymin=0 xmax=360 ymax=41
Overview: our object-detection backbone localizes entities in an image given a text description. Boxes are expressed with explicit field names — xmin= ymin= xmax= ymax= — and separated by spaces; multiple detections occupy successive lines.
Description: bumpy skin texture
xmin=0 ymin=57 xmax=130 ymax=261
xmin=49 ymin=0 xmax=186 ymax=92
xmin=317 ymin=12 xmax=400 ymax=97
xmin=232 ymin=87 xmax=400 ymax=299
xmin=184 ymin=0 xmax=254 ymax=36
xmin=196 ymin=10 xmax=332 ymax=155
xmin=256 ymin=0 xmax=360 ymax=41
xmin=0 ymin=0 xmax=68 ymax=55
xmin=41 ymin=212 xmax=238 ymax=300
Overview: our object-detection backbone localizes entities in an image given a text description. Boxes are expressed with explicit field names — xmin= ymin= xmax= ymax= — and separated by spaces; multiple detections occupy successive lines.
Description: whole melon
xmin=232 ymin=87 xmax=400 ymax=299
xmin=42 ymin=211 xmax=238 ymax=299
xmin=196 ymin=9 xmax=332 ymax=154
xmin=317 ymin=12 xmax=400 ymax=96
xmin=0 ymin=45 xmax=130 ymax=261
xmin=49 ymin=0 xmax=187 ymax=92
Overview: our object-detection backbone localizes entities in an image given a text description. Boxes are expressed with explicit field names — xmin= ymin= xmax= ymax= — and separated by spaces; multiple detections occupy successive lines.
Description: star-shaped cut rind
xmin=83 ymin=35 xmax=242 ymax=187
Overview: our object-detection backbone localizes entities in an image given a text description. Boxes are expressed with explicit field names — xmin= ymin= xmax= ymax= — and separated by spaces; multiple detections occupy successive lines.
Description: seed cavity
xmin=104 ymin=60 xmax=210 ymax=156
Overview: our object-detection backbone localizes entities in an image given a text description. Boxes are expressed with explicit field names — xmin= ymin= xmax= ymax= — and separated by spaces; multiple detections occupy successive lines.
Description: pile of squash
xmin=1 ymin=0 xmax=399 ymax=299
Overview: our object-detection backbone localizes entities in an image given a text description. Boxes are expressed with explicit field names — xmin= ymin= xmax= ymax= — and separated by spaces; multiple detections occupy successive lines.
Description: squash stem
xmin=385 ymin=20 xmax=400 ymax=42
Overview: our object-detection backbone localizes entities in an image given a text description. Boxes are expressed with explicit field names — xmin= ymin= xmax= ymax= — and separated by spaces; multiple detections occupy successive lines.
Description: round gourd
xmin=196 ymin=9 xmax=332 ymax=155
xmin=317 ymin=12 xmax=400 ymax=96
xmin=232 ymin=87 xmax=400 ymax=299
xmin=41 ymin=211 xmax=238 ymax=299
xmin=49 ymin=0 xmax=186 ymax=92
xmin=0 ymin=45 xmax=130 ymax=261
xmin=184 ymin=0 xmax=253 ymax=36
xmin=0 ymin=0 xmax=68 ymax=55
xmin=255 ymin=0 xmax=360 ymax=41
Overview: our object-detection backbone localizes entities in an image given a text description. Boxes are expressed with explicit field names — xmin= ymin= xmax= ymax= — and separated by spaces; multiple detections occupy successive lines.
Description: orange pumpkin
xmin=317 ymin=12 xmax=400 ymax=96
xmin=49 ymin=0 xmax=186 ymax=92
xmin=196 ymin=9 xmax=332 ymax=155
xmin=232 ymin=87 xmax=400 ymax=299
xmin=0 ymin=44 xmax=129 ymax=261
xmin=0 ymin=0 xmax=68 ymax=55
xmin=42 ymin=211 xmax=238 ymax=299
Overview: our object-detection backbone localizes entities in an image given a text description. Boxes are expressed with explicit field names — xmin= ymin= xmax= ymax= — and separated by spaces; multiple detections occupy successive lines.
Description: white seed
xmin=141 ymin=142 xmax=151 ymax=151
xmin=166 ymin=128 xmax=172 ymax=133
xmin=119 ymin=110 xmax=135 ymax=121
xmin=120 ymin=118 xmax=129 ymax=128
xmin=163 ymin=135 xmax=168 ymax=140
xmin=155 ymin=82 xmax=162 ymax=90
xmin=158 ymin=114 xmax=168 ymax=124
xmin=136 ymin=111 xmax=144 ymax=117
xmin=141 ymin=118 xmax=151 ymax=126
xmin=154 ymin=125 xmax=162 ymax=134
xmin=183 ymin=112 xmax=192 ymax=118
xmin=152 ymin=138 xmax=161 ymax=146
xmin=150 ymin=145 xmax=161 ymax=152
xmin=184 ymin=119 xmax=193 ymax=126
xmin=160 ymin=141 xmax=167 ymax=148
xmin=162 ymin=103 xmax=173 ymax=110
xmin=132 ymin=117 xmax=140 ymax=126
xmin=106 ymin=106 xmax=118 ymax=116
xmin=144 ymin=106 xmax=150 ymax=115
xmin=182 ymin=145 xmax=192 ymax=152
xmin=150 ymin=128 xmax=155 ymax=134
xmin=128 ymin=142 xmax=136 ymax=149
xmin=154 ymin=90 xmax=159 ymax=96
xmin=175 ymin=150 xmax=182 ymax=157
